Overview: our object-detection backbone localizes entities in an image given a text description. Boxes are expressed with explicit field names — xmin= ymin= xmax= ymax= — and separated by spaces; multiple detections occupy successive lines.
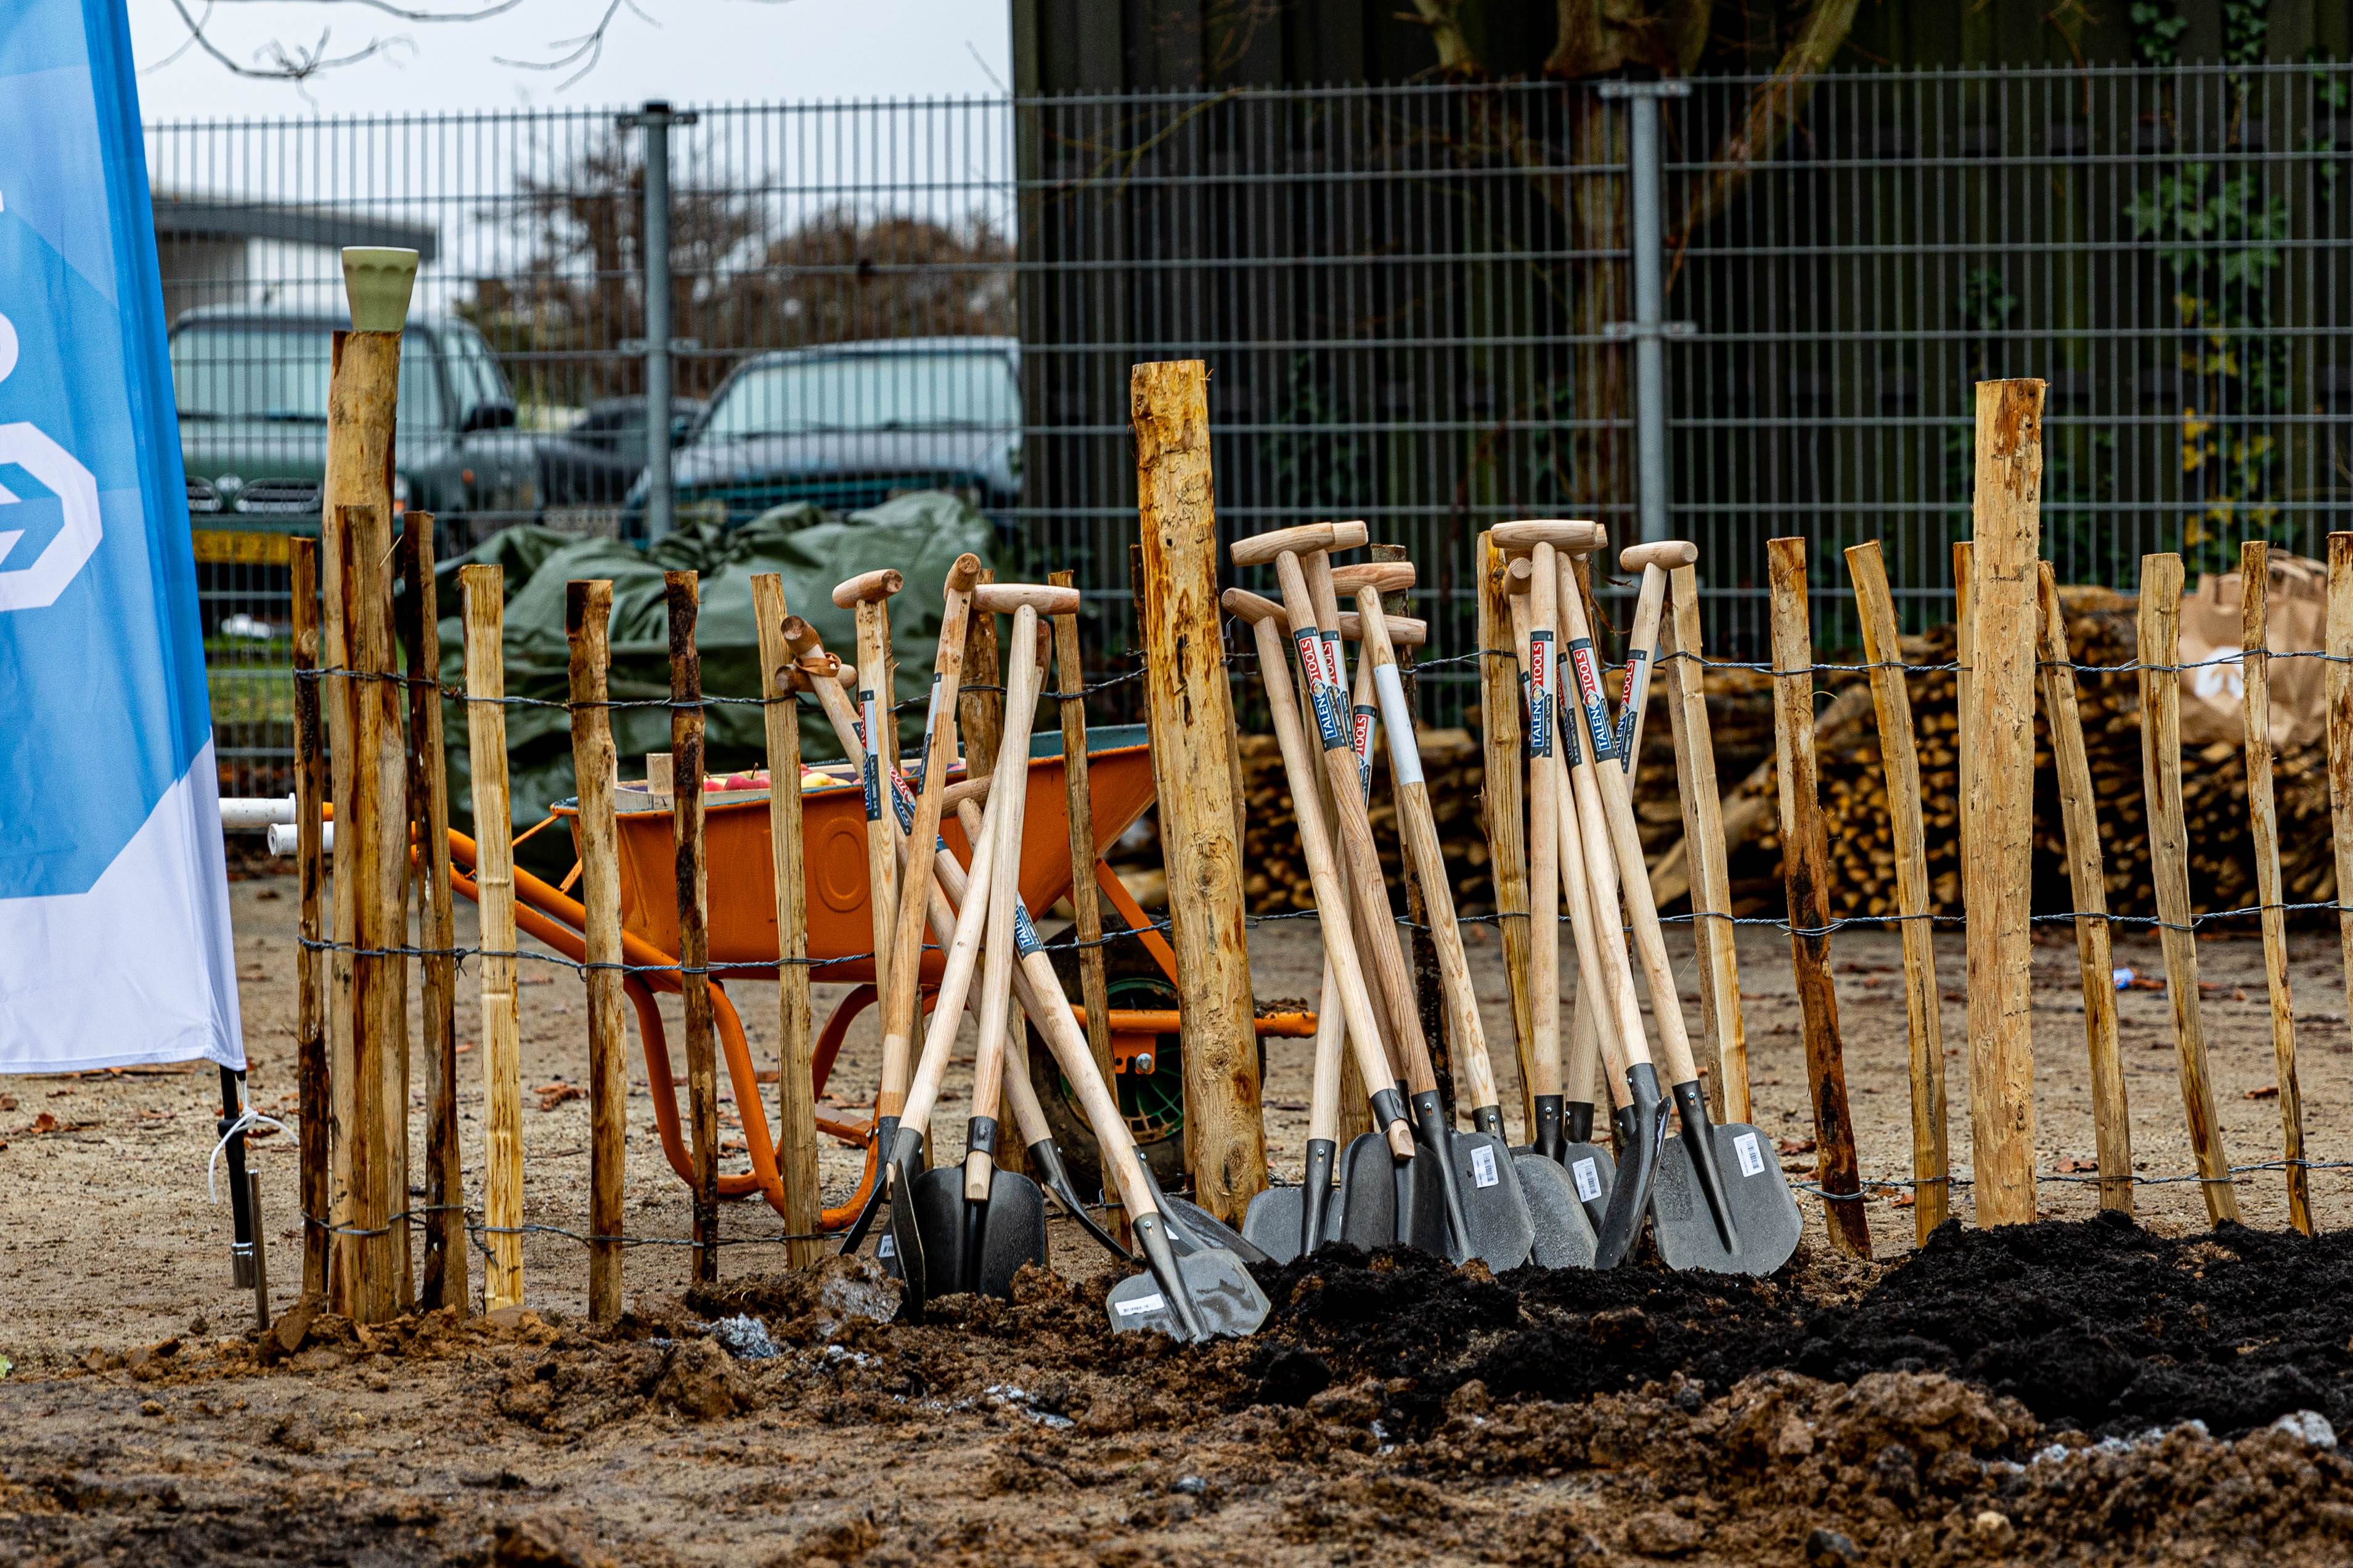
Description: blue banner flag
xmin=1 ymin=2 xmax=243 ymax=1071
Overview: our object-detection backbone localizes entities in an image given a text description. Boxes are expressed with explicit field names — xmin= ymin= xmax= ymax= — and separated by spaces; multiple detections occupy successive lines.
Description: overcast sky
xmin=126 ymin=0 xmax=1013 ymax=122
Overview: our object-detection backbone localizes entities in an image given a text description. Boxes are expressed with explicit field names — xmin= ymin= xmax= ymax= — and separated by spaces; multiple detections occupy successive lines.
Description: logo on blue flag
xmin=1 ymin=1 xmax=243 ymax=1073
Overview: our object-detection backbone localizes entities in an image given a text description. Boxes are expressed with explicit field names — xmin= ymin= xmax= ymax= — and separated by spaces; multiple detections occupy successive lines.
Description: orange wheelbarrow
xmin=445 ymin=721 xmax=1313 ymax=1233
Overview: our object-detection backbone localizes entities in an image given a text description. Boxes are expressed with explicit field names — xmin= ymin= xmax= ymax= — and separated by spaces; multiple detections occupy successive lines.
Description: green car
xmin=171 ymin=306 xmax=542 ymax=548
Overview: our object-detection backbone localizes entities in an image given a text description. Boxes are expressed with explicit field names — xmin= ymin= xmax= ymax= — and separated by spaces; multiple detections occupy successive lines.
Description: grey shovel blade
xmin=1560 ymin=1142 xmax=1617 ymax=1236
xmin=1435 ymin=1131 xmax=1536 ymax=1272
xmin=1135 ymin=1154 xmax=1275 ymax=1267
xmin=1651 ymin=1124 xmax=1804 ymax=1276
xmin=904 ymin=1166 xmax=1048 ymax=1301
xmin=1108 ymin=1247 xmax=1272 ymax=1342
xmin=1390 ymin=1138 xmax=1454 ymax=1259
xmin=1241 ymin=1187 xmax=1309 ymax=1265
xmin=1514 ymin=1151 xmax=1597 ymax=1269
xmin=1326 ymin=1133 xmax=1397 ymax=1248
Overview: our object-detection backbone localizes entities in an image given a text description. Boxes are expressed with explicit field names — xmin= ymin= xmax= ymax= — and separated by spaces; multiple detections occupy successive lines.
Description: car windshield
xmin=702 ymin=349 xmax=1017 ymax=439
xmin=444 ymin=325 xmax=510 ymax=418
xmin=170 ymin=324 xmax=444 ymax=430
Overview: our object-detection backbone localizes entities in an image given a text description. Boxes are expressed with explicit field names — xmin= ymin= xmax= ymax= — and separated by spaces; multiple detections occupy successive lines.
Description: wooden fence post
xmin=2137 ymin=551 xmax=2241 ymax=1226
xmin=1663 ymin=561 xmax=1747 ymax=1124
xmin=399 ymin=516 xmax=465 ymax=1314
xmin=751 ymin=574 xmax=825 ymax=1267
xmin=667 ymin=571 xmax=720 ymax=1282
xmin=1130 ymin=359 xmax=1265 ymax=1223
xmin=2329 ymin=535 xmax=2353 ymax=1061
xmin=461 ymin=563 xmax=524 ymax=1310
xmin=1963 ymin=379 xmax=2043 ymax=1229
xmin=290 ymin=537 xmax=330 ymax=1301
xmin=1475 ymin=532 xmax=1538 ymax=1135
xmin=1766 ymin=538 xmax=1870 ymax=1257
xmin=1845 ymin=539 xmax=1951 ymax=1240
xmin=1051 ymin=569 xmax=1125 ymax=1244
xmin=2241 ymin=542 xmax=2312 ymax=1234
xmin=567 ymin=580 xmax=630 ymax=1316
xmin=2036 ymin=564 xmax=2132 ymax=1216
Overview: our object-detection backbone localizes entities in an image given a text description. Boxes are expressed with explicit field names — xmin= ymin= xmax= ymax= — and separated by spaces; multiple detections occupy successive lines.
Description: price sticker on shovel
xmin=1732 ymin=1131 xmax=1766 ymax=1179
xmin=1572 ymin=1157 xmax=1604 ymax=1203
xmin=1469 ymin=1144 xmax=1499 ymax=1188
xmin=1115 ymin=1293 xmax=1167 ymax=1317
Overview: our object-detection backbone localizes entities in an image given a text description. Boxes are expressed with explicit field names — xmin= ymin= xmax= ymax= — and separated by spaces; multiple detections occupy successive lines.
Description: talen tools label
xmin=858 ymin=691 xmax=882 ymax=821
xmin=1351 ymin=703 xmax=1377 ymax=797
xmin=1527 ymin=630 xmax=1555 ymax=757
xmin=1567 ymin=638 xmax=1618 ymax=763
xmin=1297 ymin=630 xmax=1346 ymax=749
xmin=1013 ymin=901 xmax=1044 ymax=957
xmin=1613 ymin=646 xmax=1649 ymax=763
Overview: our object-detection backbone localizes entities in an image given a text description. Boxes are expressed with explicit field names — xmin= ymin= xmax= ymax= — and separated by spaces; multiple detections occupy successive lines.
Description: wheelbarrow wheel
xmin=1024 ymin=937 xmax=1263 ymax=1200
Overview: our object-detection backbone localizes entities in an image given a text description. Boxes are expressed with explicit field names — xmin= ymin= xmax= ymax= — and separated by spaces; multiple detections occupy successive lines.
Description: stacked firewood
xmin=1237 ymin=730 xmax=1492 ymax=916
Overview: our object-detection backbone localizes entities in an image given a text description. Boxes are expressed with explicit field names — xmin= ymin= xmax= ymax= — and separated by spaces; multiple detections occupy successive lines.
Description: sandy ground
xmin=4 ymin=867 xmax=2352 ymax=1565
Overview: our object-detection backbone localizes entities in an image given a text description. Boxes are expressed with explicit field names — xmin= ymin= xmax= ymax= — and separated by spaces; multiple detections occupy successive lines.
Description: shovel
xmin=1609 ymin=542 xmax=1802 ymax=1275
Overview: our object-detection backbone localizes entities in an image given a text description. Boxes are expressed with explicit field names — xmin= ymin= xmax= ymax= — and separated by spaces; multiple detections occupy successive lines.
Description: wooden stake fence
xmin=461 ymin=563 xmax=525 ymax=1310
xmin=2241 ymin=542 xmax=2313 ymax=1234
xmin=1662 ymin=563 xmax=1747 ymax=1125
xmin=1131 ymin=359 xmax=1265 ymax=1222
xmin=290 ymin=537 xmax=330 ymax=1301
xmin=566 ymin=580 xmax=630 ymax=1317
xmin=667 ymin=571 xmax=720 ymax=1282
xmin=1845 ymin=539 xmax=1951 ymax=1240
xmin=2330 ymin=535 xmax=2353 ymax=1070
xmin=1766 ymin=537 xmax=1870 ymax=1257
xmin=1050 ymin=569 xmax=1125 ymax=1243
xmin=2137 ymin=551 xmax=2241 ymax=1226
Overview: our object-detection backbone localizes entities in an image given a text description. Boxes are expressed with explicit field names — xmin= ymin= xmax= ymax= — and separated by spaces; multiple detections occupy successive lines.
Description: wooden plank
xmin=2137 ymin=551 xmax=2241 ymax=1225
xmin=1476 ymin=532 xmax=1538 ymax=1135
xmin=1962 ymin=379 xmax=2043 ymax=1229
xmin=667 ymin=571 xmax=720 ymax=1282
xmin=1130 ymin=359 xmax=1265 ymax=1222
xmin=751 ymin=574 xmax=825 ymax=1267
xmin=460 ymin=563 xmax=524 ymax=1311
xmin=567 ymin=580 xmax=630 ymax=1317
xmin=399 ymin=515 xmax=465 ymax=1313
xmin=1663 ymin=562 xmax=1747 ymax=1125
xmin=2036 ymin=563 xmax=2132 ymax=1216
xmin=1845 ymin=539 xmax=1950 ymax=1240
xmin=289 ymin=537 xmax=330 ymax=1301
xmin=2241 ymin=542 xmax=2312 ymax=1234
xmin=330 ymin=501 xmax=410 ymax=1322
xmin=1766 ymin=538 xmax=1870 ymax=1257
xmin=2330 ymin=535 xmax=2353 ymax=1080
xmin=1051 ymin=569 xmax=1125 ymax=1245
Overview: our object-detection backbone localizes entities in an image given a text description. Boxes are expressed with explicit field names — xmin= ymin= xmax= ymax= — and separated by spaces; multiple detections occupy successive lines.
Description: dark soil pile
xmin=1242 ymin=1212 xmax=2353 ymax=1440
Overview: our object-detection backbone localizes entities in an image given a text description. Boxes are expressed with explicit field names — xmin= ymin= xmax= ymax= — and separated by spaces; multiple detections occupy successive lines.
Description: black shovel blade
xmin=1108 ymin=1246 xmax=1272 ymax=1342
xmin=904 ymin=1166 xmax=1048 ymax=1302
xmin=1026 ymin=1139 xmax=1132 ymax=1264
xmin=1135 ymin=1153 xmax=1275 ymax=1266
xmin=1591 ymin=1064 xmax=1670 ymax=1270
xmin=1652 ymin=1122 xmax=1805 ymax=1276
xmin=1326 ymin=1132 xmax=1398 ymax=1248
xmin=1241 ymin=1187 xmax=1308 ymax=1265
xmin=1390 ymin=1137 xmax=1453 ymax=1259
xmin=1437 ymin=1129 xmax=1536 ymax=1272
xmin=1513 ymin=1151 xmax=1597 ymax=1269
xmin=881 ymin=1159 xmax=929 ymax=1310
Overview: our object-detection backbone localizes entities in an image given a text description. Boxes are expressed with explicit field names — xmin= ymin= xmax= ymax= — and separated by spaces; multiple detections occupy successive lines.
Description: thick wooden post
xmin=1051 ymin=569 xmax=1125 ymax=1243
xmin=400 ymin=516 xmax=465 ymax=1314
xmin=1963 ymin=380 xmax=2042 ymax=1229
xmin=2036 ymin=564 xmax=2132 ymax=1216
xmin=2241 ymin=542 xmax=2312 ymax=1234
xmin=290 ymin=538 xmax=330 ymax=1301
xmin=1845 ymin=540 xmax=1951 ymax=1240
xmin=567 ymin=580 xmax=629 ymax=1316
xmin=1663 ymin=563 xmax=1747 ymax=1124
xmin=1766 ymin=538 xmax=1870 ymax=1257
xmin=2137 ymin=552 xmax=2241 ymax=1225
xmin=461 ymin=564 xmax=524 ymax=1310
xmin=1130 ymin=359 xmax=1265 ymax=1222
xmin=1475 ymin=532 xmax=1537 ymax=1134
xmin=667 ymin=571 xmax=720 ymax=1281
xmin=2329 ymin=536 xmax=2353 ymax=1057
xmin=327 ymin=502 xmax=410 ymax=1322
xmin=751 ymin=574 xmax=825 ymax=1267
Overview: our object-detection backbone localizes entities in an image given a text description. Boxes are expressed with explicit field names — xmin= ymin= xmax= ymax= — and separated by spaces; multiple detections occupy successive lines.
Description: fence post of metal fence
xmin=618 ymin=100 xmax=698 ymax=545
xmin=1598 ymin=80 xmax=1690 ymax=548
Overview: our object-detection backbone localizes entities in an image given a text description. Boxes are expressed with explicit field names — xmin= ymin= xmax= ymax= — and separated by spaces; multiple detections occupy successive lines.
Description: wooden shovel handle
xmin=1228 ymin=519 xmax=1368 ymax=569
xmin=831 ymin=568 xmax=904 ymax=608
xmin=968 ymin=608 xmax=1044 ymax=1188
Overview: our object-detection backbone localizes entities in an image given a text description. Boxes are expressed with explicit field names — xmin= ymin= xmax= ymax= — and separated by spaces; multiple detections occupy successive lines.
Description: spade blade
xmin=1514 ymin=1151 xmax=1597 ymax=1269
xmin=1326 ymin=1132 xmax=1397 ymax=1248
xmin=1562 ymin=1142 xmax=1616 ymax=1235
xmin=1437 ymin=1130 xmax=1535 ymax=1272
xmin=1136 ymin=1155 xmax=1274 ymax=1267
xmin=1650 ymin=1123 xmax=1804 ymax=1276
xmin=902 ymin=1166 xmax=1049 ymax=1302
xmin=1390 ymin=1138 xmax=1453 ymax=1259
xmin=1241 ymin=1187 xmax=1309 ymax=1265
xmin=884 ymin=1162 xmax=936 ymax=1311
xmin=1106 ymin=1247 xmax=1271 ymax=1342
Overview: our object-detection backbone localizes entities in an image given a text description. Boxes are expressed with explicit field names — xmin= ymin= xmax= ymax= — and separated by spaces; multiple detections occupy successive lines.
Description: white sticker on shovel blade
xmin=1572 ymin=1157 xmax=1603 ymax=1201
xmin=1732 ymin=1131 xmax=1766 ymax=1178
xmin=877 ymin=1234 xmax=896 ymax=1258
xmin=1469 ymin=1144 xmax=1499 ymax=1188
xmin=1115 ymin=1293 xmax=1167 ymax=1317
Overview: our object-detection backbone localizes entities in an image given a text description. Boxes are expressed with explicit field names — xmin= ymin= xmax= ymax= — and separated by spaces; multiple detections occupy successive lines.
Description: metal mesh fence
xmin=150 ymin=65 xmax=2353 ymax=798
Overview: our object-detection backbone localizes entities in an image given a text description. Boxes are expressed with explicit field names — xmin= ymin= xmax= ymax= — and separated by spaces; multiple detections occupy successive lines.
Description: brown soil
xmin=7 ymin=870 xmax=2353 ymax=1563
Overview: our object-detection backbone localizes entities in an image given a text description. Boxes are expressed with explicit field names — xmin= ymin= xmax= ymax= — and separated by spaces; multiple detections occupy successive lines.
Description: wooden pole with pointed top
xmin=568 ymin=579 xmax=629 ymax=1316
xmin=2241 ymin=541 xmax=2312 ymax=1234
xmin=462 ymin=563 xmax=524 ymax=1311
xmin=1475 ymin=532 xmax=1538 ymax=1135
xmin=667 ymin=570 xmax=719 ymax=1282
xmin=290 ymin=537 xmax=331 ymax=1301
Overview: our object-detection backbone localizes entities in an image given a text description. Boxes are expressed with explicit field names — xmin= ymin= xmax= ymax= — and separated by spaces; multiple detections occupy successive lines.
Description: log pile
xmin=1238 ymin=729 xmax=1493 ymax=916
